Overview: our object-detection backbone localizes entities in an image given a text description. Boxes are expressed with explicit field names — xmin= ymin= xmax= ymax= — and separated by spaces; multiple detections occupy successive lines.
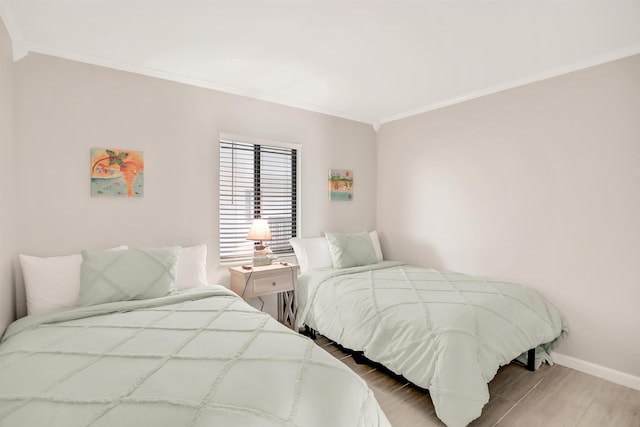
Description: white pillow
xmin=289 ymin=237 xmax=333 ymax=274
xmin=177 ymin=244 xmax=208 ymax=290
xmin=20 ymin=253 xmax=82 ymax=316
xmin=20 ymin=245 xmax=127 ymax=316
xmin=290 ymin=233 xmax=383 ymax=274
xmin=369 ymin=231 xmax=384 ymax=262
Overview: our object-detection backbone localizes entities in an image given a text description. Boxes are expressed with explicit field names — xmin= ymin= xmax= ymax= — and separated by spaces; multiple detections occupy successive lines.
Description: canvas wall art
xmin=328 ymin=169 xmax=353 ymax=201
xmin=91 ymin=148 xmax=144 ymax=197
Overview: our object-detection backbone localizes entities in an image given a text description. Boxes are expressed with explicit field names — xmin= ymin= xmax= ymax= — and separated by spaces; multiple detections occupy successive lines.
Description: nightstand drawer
xmin=253 ymin=274 xmax=293 ymax=296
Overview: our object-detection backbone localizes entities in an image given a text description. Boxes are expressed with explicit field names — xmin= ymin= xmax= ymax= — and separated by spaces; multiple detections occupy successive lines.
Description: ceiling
xmin=2 ymin=1 xmax=640 ymax=127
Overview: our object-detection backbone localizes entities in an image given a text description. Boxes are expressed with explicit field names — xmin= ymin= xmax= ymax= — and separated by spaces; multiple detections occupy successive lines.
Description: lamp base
xmin=253 ymin=256 xmax=272 ymax=267
xmin=254 ymin=245 xmax=270 ymax=257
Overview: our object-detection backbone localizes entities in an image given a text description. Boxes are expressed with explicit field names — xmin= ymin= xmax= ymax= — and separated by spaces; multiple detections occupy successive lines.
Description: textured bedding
xmin=296 ymin=262 xmax=568 ymax=427
xmin=0 ymin=286 xmax=390 ymax=427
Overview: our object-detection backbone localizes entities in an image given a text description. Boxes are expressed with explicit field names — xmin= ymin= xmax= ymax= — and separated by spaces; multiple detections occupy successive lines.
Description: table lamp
xmin=247 ymin=217 xmax=272 ymax=266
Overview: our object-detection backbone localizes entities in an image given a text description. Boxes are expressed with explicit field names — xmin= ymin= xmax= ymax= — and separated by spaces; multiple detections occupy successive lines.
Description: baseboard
xmin=551 ymin=351 xmax=640 ymax=391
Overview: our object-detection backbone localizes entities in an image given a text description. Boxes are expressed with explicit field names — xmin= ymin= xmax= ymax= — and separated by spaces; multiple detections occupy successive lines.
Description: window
xmin=219 ymin=136 xmax=299 ymax=261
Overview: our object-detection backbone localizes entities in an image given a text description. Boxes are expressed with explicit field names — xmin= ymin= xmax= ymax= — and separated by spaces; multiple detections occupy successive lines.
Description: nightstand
xmin=229 ymin=263 xmax=299 ymax=329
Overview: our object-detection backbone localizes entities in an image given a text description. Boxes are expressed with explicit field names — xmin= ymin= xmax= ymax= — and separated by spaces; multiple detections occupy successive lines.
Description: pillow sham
xmin=369 ymin=230 xmax=384 ymax=262
xmin=289 ymin=237 xmax=333 ymax=274
xmin=78 ymin=247 xmax=179 ymax=307
xmin=177 ymin=244 xmax=208 ymax=290
xmin=325 ymin=231 xmax=379 ymax=269
xmin=20 ymin=245 xmax=127 ymax=315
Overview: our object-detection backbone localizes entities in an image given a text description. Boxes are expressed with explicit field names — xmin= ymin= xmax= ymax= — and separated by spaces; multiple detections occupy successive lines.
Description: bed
xmin=0 ymin=245 xmax=390 ymax=427
xmin=291 ymin=232 xmax=568 ymax=427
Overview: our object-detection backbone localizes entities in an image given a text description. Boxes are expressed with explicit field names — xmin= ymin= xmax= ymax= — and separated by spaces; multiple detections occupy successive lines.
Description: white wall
xmin=377 ymin=55 xmax=640 ymax=379
xmin=0 ymin=20 xmax=16 ymax=333
xmin=11 ymin=52 xmax=377 ymax=318
xmin=4 ymin=17 xmax=638 ymax=386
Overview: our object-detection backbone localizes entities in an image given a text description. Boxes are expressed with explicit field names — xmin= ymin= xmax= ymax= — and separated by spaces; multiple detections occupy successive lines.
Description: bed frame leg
xmin=353 ymin=351 xmax=367 ymax=365
xmin=303 ymin=325 xmax=317 ymax=340
xmin=527 ymin=348 xmax=535 ymax=372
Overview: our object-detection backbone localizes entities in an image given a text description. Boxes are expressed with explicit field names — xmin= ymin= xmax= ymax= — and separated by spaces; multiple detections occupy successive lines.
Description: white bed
xmin=0 ymin=245 xmax=390 ymax=427
xmin=291 ymin=233 xmax=568 ymax=427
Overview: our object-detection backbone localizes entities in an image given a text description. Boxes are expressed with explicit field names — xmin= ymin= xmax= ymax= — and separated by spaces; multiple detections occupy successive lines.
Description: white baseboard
xmin=551 ymin=352 xmax=640 ymax=391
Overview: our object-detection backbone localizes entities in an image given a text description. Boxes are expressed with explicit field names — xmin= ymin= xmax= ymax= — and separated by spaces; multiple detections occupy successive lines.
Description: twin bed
xmin=291 ymin=231 xmax=568 ymax=427
xmin=1 ymin=235 xmax=567 ymax=427
xmin=0 ymin=245 xmax=389 ymax=427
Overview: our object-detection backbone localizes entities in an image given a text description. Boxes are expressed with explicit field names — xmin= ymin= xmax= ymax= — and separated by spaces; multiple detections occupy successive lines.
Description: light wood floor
xmin=316 ymin=335 xmax=640 ymax=426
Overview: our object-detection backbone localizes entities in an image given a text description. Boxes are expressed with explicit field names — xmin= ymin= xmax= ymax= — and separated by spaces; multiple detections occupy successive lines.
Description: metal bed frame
xmin=302 ymin=325 xmax=536 ymax=373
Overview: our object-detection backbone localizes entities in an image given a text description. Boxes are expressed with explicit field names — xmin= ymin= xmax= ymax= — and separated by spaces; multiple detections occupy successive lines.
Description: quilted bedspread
xmin=0 ymin=286 xmax=390 ymax=427
xmin=296 ymin=262 xmax=568 ymax=427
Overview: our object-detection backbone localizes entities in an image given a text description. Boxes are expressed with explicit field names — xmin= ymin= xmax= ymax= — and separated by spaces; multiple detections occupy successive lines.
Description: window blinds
xmin=219 ymin=139 xmax=297 ymax=260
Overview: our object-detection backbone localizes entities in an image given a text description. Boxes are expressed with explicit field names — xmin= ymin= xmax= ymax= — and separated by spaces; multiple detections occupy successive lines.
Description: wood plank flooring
xmin=316 ymin=335 xmax=640 ymax=426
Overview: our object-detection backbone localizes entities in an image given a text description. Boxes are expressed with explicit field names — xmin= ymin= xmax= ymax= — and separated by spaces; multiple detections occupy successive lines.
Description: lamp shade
xmin=246 ymin=218 xmax=272 ymax=241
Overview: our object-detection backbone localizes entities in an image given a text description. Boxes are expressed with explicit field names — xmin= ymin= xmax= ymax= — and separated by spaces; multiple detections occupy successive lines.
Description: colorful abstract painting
xmin=91 ymin=148 xmax=144 ymax=197
xmin=329 ymin=169 xmax=353 ymax=201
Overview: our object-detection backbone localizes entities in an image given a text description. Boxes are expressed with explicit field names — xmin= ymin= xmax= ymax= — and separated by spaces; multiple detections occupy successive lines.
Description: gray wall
xmin=10 ymin=52 xmax=377 ymax=319
xmin=0 ymin=20 xmax=16 ymax=334
xmin=377 ymin=54 xmax=640 ymax=378
xmin=3 ymin=15 xmax=639 ymax=384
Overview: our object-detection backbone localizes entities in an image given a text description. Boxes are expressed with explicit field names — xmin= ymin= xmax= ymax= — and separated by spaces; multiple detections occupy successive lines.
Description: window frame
xmin=218 ymin=133 xmax=301 ymax=263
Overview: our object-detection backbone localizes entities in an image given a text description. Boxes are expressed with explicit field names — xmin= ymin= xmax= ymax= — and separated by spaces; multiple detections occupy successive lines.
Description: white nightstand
xmin=229 ymin=263 xmax=299 ymax=329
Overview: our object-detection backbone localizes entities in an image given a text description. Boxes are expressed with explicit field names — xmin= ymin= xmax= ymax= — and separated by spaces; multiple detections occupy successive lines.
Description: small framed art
xmin=328 ymin=169 xmax=353 ymax=201
xmin=91 ymin=148 xmax=144 ymax=197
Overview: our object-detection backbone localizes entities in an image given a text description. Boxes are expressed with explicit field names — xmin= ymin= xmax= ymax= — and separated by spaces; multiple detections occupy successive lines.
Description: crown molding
xmin=21 ymin=40 xmax=375 ymax=126
xmin=4 ymin=5 xmax=639 ymax=130
xmin=379 ymin=44 xmax=640 ymax=125
xmin=0 ymin=0 xmax=28 ymax=60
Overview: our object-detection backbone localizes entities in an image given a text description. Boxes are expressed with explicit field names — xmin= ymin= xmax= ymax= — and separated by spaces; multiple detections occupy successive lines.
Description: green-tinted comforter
xmin=0 ymin=286 xmax=389 ymax=427
xmin=296 ymin=262 xmax=568 ymax=427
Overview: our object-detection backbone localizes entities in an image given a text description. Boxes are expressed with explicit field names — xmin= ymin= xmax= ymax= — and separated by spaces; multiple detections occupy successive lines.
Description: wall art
xmin=91 ymin=148 xmax=144 ymax=197
xmin=328 ymin=169 xmax=353 ymax=201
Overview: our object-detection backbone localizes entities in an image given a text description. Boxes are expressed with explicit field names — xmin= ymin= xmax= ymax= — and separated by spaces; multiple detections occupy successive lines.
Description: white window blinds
xmin=219 ymin=139 xmax=298 ymax=260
